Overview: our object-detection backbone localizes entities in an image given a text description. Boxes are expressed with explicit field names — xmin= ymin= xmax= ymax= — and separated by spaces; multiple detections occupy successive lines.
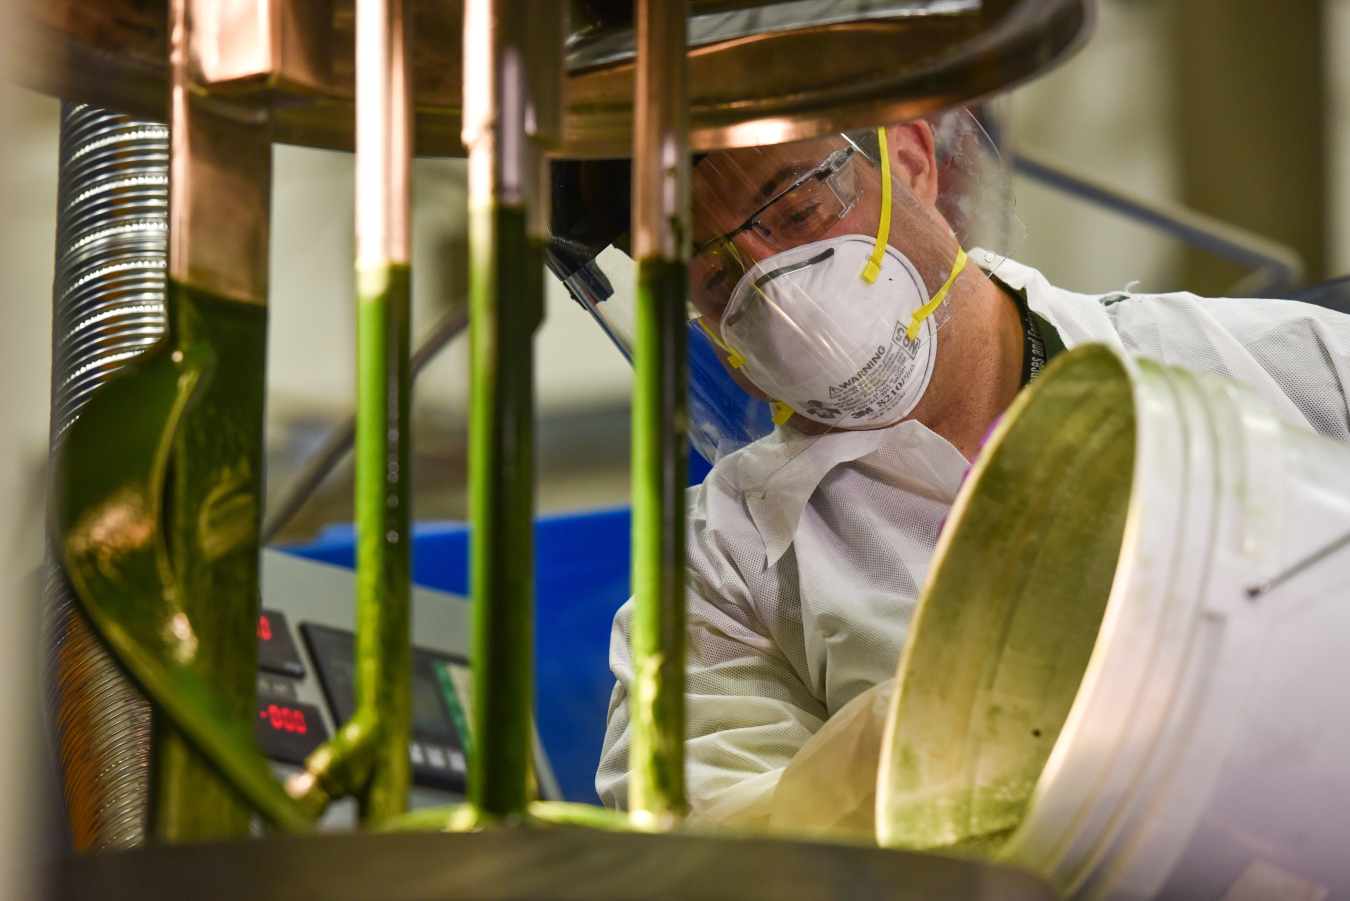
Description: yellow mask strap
xmin=697 ymin=317 xmax=745 ymax=368
xmin=698 ymin=320 xmax=793 ymax=423
xmin=905 ymin=247 xmax=968 ymax=341
xmin=862 ymin=126 xmax=892 ymax=284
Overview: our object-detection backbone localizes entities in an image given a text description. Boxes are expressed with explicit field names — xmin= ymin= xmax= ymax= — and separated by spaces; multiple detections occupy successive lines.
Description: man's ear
xmin=884 ymin=121 xmax=939 ymax=209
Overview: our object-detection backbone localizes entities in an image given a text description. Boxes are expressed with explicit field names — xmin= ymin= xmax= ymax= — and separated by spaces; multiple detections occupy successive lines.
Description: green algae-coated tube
xmin=627 ymin=0 xmax=691 ymax=827
xmin=460 ymin=0 xmax=562 ymax=822
xmin=151 ymin=281 xmax=272 ymax=840
xmin=282 ymin=0 xmax=415 ymax=827
xmin=354 ymin=261 xmax=413 ymax=824
xmin=467 ymin=202 xmax=543 ymax=819
xmin=628 ymin=257 xmax=689 ymax=825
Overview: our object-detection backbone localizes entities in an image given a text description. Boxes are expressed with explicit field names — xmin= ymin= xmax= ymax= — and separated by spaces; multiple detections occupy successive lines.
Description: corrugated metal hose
xmin=42 ymin=101 xmax=168 ymax=851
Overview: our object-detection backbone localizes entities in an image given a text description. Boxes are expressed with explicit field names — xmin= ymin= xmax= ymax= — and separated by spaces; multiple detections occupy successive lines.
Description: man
xmin=550 ymin=110 xmax=1350 ymax=828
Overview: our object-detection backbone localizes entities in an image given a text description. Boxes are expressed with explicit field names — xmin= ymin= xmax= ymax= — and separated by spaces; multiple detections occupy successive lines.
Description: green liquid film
xmin=628 ymin=256 xmax=689 ymax=822
xmin=468 ymin=203 xmax=543 ymax=818
xmin=881 ymin=346 xmax=1135 ymax=858
xmin=54 ymin=278 xmax=310 ymax=839
xmin=151 ymin=280 xmax=270 ymax=840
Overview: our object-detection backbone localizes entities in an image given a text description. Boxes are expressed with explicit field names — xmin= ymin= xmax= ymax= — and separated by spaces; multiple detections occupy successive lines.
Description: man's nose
xmin=728 ymin=226 xmax=778 ymax=265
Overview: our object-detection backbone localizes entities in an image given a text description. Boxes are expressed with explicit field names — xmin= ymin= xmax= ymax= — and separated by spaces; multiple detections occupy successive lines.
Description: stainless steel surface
xmin=188 ymin=0 xmax=333 ymax=90
xmin=356 ymin=0 xmax=410 ymax=271
xmin=1246 ymin=525 xmax=1350 ymax=598
xmin=566 ymin=0 xmax=981 ymax=70
xmin=462 ymin=0 xmax=563 ymax=210
xmin=42 ymin=102 xmax=167 ymax=853
xmin=42 ymin=567 xmax=153 ymax=852
xmin=51 ymin=826 xmax=1059 ymax=900
xmin=49 ymin=106 xmax=169 ymax=440
xmin=13 ymin=0 xmax=1093 ymax=157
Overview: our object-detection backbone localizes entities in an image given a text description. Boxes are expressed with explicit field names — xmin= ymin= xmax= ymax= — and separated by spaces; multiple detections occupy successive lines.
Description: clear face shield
xmin=549 ymin=108 xmax=1023 ymax=469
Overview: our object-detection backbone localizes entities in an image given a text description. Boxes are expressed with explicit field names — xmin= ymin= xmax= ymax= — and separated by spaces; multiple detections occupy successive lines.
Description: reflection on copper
xmin=198 ymin=469 xmax=258 ymax=563
xmin=68 ymin=487 xmax=155 ymax=582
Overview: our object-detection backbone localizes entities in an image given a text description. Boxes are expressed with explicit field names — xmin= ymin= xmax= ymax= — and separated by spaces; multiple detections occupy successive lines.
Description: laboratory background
xmin=2 ymin=0 xmax=1349 ymax=898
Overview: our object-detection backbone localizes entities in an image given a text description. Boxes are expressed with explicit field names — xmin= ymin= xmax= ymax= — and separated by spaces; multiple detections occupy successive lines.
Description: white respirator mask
xmin=720 ymin=234 xmax=964 ymax=428
xmin=553 ymin=110 xmax=1021 ymax=465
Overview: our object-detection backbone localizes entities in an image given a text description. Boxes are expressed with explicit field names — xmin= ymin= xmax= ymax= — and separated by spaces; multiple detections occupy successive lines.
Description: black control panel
xmin=300 ymin=623 xmax=471 ymax=792
xmin=252 ymin=606 xmax=473 ymax=793
xmin=258 ymin=609 xmax=306 ymax=678
xmin=255 ymin=609 xmax=329 ymax=764
xmin=254 ymin=698 xmax=328 ymax=764
xmin=253 ymin=551 xmax=560 ymax=805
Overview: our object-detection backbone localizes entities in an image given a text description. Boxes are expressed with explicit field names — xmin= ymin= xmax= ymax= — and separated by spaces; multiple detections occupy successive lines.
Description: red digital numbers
xmin=258 ymin=615 xmax=273 ymax=642
xmin=260 ymin=704 xmax=307 ymax=734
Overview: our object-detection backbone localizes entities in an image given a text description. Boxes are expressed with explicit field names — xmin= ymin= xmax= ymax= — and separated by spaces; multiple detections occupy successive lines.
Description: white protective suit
xmin=596 ymin=255 xmax=1350 ymax=825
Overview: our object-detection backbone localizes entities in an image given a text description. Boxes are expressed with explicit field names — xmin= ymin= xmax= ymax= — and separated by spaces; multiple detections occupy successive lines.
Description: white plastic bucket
xmin=878 ymin=343 xmax=1350 ymax=900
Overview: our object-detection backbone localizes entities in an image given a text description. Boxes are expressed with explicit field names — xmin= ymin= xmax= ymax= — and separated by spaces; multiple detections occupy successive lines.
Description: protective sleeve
xmin=1104 ymin=293 xmax=1350 ymax=443
xmin=595 ymin=476 xmax=828 ymax=825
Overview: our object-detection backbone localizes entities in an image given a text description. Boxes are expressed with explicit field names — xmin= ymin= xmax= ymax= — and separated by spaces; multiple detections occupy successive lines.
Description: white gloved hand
xmin=766 ymin=679 xmax=894 ymax=843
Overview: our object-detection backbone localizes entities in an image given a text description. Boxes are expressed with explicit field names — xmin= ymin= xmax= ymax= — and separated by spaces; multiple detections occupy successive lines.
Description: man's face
xmin=689 ymin=136 xmax=887 ymax=330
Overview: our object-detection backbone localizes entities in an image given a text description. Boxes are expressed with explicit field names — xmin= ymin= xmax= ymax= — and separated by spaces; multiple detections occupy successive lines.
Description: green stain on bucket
xmin=878 ymin=345 xmax=1137 ymax=855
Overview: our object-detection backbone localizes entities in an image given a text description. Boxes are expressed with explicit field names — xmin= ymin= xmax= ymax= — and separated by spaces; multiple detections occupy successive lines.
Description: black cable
xmin=262 ymin=305 xmax=469 ymax=543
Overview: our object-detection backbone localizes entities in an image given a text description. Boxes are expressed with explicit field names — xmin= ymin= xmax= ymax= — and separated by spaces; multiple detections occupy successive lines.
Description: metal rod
xmin=280 ymin=0 xmax=414 ymax=825
xmin=150 ymin=0 xmax=278 ymax=841
xmin=1013 ymin=150 xmax=1305 ymax=295
xmin=628 ymin=0 xmax=690 ymax=827
xmin=462 ymin=0 xmax=562 ymax=819
xmin=1246 ymin=526 xmax=1350 ymax=599
xmin=260 ymin=306 xmax=467 ymax=544
xmin=351 ymin=0 xmax=413 ymax=825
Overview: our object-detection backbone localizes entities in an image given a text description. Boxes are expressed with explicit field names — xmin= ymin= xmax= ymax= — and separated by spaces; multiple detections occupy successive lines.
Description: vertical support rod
xmin=354 ymin=0 xmax=413 ymax=825
xmin=628 ymin=0 xmax=690 ymax=827
xmin=152 ymin=0 xmax=273 ymax=842
xmin=462 ymin=0 xmax=562 ymax=818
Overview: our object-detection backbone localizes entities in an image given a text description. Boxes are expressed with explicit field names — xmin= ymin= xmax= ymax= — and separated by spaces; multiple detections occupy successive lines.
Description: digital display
xmin=253 ymin=698 xmax=328 ymax=764
xmin=299 ymin=622 xmax=469 ymax=791
xmin=413 ymin=673 xmax=455 ymax=742
xmin=257 ymin=609 xmax=306 ymax=678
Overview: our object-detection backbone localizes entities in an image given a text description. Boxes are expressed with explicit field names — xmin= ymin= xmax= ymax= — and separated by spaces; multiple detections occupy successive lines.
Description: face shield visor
xmin=549 ymin=108 xmax=1023 ymax=469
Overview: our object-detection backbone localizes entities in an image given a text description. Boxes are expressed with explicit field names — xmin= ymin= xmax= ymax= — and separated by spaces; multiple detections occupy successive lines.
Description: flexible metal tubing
xmin=42 ymin=102 xmax=167 ymax=852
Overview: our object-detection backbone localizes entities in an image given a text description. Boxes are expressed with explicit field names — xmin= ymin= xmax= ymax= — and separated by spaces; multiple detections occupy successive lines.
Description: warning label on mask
xmin=808 ymin=322 xmax=922 ymax=422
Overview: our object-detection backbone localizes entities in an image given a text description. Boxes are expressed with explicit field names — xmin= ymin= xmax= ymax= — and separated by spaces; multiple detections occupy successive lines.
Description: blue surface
xmin=284 ymin=507 xmax=633 ymax=805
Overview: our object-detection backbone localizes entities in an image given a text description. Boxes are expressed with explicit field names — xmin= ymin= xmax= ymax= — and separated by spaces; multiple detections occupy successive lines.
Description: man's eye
xmin=781 ymin=201 xmax=823 ymax=228
xmin=703 ymin=266 xmax=729 ymax=293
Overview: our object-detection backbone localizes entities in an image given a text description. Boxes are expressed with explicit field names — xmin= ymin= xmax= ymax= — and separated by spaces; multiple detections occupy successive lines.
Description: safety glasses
xmin=690 ymin=146 xmax=861 ymax=312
